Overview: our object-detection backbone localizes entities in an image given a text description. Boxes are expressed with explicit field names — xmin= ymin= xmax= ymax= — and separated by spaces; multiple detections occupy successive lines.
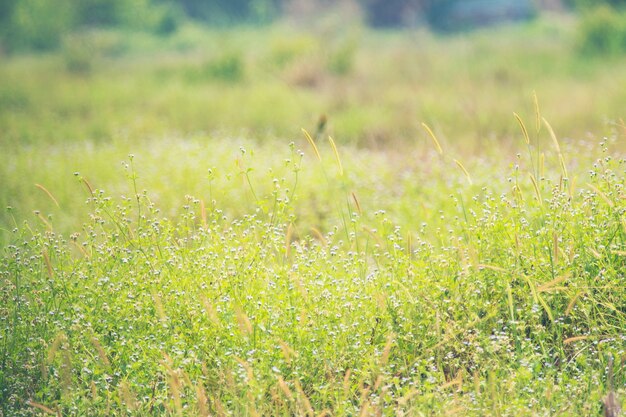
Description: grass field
xmin=3 ymin=15 xmax=626 ymax=416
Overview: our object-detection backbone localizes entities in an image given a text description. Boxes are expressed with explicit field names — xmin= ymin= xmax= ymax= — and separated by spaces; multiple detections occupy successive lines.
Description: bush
xmin=577 ymin=5 xmax=626 ymax=56
xmin=567 ymin=0 xmax=626 ymax=10
xmin=187 ymin=51 xmax=246 ymax=83
xmin=0 ymin=0 xmax=180 ymax=52
xmin=4 ymin=0 xmax=76 ymax=51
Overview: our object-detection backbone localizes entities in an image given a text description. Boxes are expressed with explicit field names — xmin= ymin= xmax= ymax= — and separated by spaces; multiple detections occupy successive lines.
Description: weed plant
xmin=3 ymin=113 xmax=626 ymax=415
xmin=3 ymin=18 xmax=626 ymax=416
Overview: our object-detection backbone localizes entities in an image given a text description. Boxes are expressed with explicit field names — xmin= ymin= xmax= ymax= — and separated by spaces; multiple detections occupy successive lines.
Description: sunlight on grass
xmin=3 ymin=18 xmax=626 ymax=416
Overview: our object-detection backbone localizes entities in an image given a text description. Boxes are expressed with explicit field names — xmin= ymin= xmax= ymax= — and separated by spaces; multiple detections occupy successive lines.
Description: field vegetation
xmin=3 ymin=7 xmax=626 ymax=417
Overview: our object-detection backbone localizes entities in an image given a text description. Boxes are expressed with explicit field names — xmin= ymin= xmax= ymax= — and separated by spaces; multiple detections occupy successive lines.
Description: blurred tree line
xmin=0 ymin=0 xmax=283 ymax=52
xmin=1 ymin=0 xmax=626 ymax=52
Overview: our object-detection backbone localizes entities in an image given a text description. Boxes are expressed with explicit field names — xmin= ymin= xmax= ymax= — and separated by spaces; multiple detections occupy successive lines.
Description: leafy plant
xmin=577 ymin=5 xmax=626 ymax=55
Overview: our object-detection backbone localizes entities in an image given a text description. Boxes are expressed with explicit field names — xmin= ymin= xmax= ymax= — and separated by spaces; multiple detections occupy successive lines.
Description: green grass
xmin=3 ymin=17 xmax=626 ymax=416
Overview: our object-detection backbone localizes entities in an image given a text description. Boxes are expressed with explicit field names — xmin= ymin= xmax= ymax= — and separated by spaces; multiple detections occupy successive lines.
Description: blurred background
xmin=0 ymin=0 xmax=622 ymax=51
xmin=1 ymin=0 xmax=626 ymax=145
xmin=0 ymin=0 xmax=619 ymax=51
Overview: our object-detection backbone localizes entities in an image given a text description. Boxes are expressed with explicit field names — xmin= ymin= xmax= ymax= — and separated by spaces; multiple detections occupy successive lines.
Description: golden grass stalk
xmin=529 ymin=174 xmax=543 ymax=206
xmin=380 ymin=333 xmax=395 ymax=366
xmin=544 ymin=117 xmax=561 ymax=153
xmin=604 ymin=388 xmax=621 ymax=417
xmin=235 ymin=306 xmax=253 ymax=336
xmin=421 ymin=122 xmax=443 ymax=155
xmin=522 ymin=275 xmax=553 ymax=322
xmin=533 ymin=91 xmax=541 ymax=133
xmin=294 ymin=379 xmax=315 ymax=416
xmin=328 ymin=136 xmax=344 ymax=176
xmin=36 ymin=212 xmax=53 ymax=231
xmin=35 ymin=184 xmax=60 ymax=208
xmin=588 ymin=248 xmax=602 ymax=260
xmin=200 ymin=199 xmax=207 ymax=229
xmin=397 ymin=389 xmax=419 ymax=406
xmin=588 ymin=183 xmax=613 ymax=208
xmin=302 ymin=129 xmax=321 ymax=161
xmin=603 ymin=356 xmax=621 ymax=417
xmin=563 ymin=335 xmax=592 ymax=344
xmin=70 ymin=240 xmax=90 ymax=258
xmin=454 ymin=159 xmax=472 ymax=185
xmin=537 ymin=274 xmax=569 ymax=293
xmin=362 ymin=226 xmax=384 ymax=247
xmin=214 ymin=396 xmax=227 ymax=417
xmin=543 ymin=118 xmax=570 ymax=181
xmin=358 ymin=399 xmax=371 ymax=417
xmin=181 ymin=369 xmax=192 ymax=388
xmin=27 ymin=401 xmax=56 ymax=415
xmin=514 ymin=112 xmax=530 ymax=145
xmin=119 ymin=381 xmax=137 ymax=411
xmin=270 ymin=385 xmax=284 ymax=409
xmin=195 ymin=384 xmax=210 ymax=417
xmin=277 ymin=376 xmax=294 ymax=401
xmin=440 ymin=370 xmax=464 ymax=391
xmin=512 ymin=184 xmax=524 ymax=202
xmin=152 ymin=290 xmax=168 ymax=323
xmin=46 ymin=333 xmax=67 ymax=366
xmin=279 ymin=340 xmax=297 ymax=363
xmin=376 ymin=375 xmax=389 ymax=393
xmin=351 ymin=192 xmax=362 ymax=215
xmin=82 ymin=177 xmax=95 ymax=197
xmin=90 ymin=336 xmax=111 ymax=368
xmin=247 ymin=392 xmax=261 ymax=417
xmin=343 ymin=369 xmax=352 ymax=396
xmin=477 ymin=264 xmax=507 ymax=272
xmin=168 ymin=372 xmax=183 ymax=415
xmin=310 ymin=227 xmax=327 ymax=246
xmin=42 ymin=250 xmax=54 ymax=278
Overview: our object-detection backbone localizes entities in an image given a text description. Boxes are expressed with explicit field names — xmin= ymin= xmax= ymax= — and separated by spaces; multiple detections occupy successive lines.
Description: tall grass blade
xmin=533 ymin=91 xmax=541 ymax=133
xmin=328 ymin=136 xmax=343 ymax=176
xmin=35 ymin=184 xmax=60 ymax=208
xmin=421 ymin=122 xmax=443 ymax=155
xmin=454 ymin=159 xmax=472 ymax=185
xmin=27 ymin=401 xmax=56 ymax=415
xmin=514 ymin=113 xmax=530 ymax=145
xmin=302 ymin=129 xmax=321 ymax=161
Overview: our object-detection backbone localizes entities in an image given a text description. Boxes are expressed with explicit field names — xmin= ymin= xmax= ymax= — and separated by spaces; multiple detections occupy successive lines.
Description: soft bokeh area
xmin=2 ymin=1 xmax=626 ymax=416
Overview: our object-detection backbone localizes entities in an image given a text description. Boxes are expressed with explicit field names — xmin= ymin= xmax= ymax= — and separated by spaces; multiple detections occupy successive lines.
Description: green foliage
xmin=192 ymin=51 xmax=246 ymax=82
xmin=4 ymin=20 xmax=626 ymax=416
xmin=327 ymin=36 xmax=358 ymax=76
xmin=161 ymin=0 xmax=282 ymax=25
xmin=567 ymin=0 xmax=626 ymax=10
xmin=577 ymin=5 xmax=626 ymax=55
xmin=2 ymin=130 xmax=626 ymax=415
xmin=5 ymin=0 xmax=76 ymax=51
xmin=0 ymin=0 xmax=181 ymax=52
xmin=267 ymin=34 xmax=320 ymax=69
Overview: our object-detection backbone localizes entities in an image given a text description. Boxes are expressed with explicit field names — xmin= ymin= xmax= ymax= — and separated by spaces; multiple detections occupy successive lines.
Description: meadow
xmin=3 ymin=14 xmax=626 ymax=416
